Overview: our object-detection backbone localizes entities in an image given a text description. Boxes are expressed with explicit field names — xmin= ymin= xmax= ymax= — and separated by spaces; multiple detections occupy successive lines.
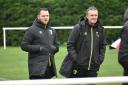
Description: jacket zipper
xmin=45 ymin=26 xmax=51 ymax=67
xmin=48 ymin=53 xmax=51 ymax=67
xmin=45 ymin=25 xmax=47 ymax=29
xmin=88 ymin=27 xmax=93 ymax=70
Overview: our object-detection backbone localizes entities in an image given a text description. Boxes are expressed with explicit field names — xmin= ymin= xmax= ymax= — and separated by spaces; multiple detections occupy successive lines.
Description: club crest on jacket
xmin=49 ymin=30 xmax=53 ymax=35
xmin=39 ymin=31 xmax=42 ymax=34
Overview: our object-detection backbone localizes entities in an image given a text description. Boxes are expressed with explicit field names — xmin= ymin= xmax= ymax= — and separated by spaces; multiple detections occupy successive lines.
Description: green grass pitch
xmin=0 ymin=46 xmax=123 ymax=85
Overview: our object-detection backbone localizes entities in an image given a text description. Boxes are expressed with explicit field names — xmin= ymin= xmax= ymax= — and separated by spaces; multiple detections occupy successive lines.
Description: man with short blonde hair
xmin=60 ymin=6 xmax=106 ymax=83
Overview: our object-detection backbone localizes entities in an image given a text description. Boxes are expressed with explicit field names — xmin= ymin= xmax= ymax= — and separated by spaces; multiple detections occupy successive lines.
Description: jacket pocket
xmin=29 ymin=61 xmax=47 ymax=76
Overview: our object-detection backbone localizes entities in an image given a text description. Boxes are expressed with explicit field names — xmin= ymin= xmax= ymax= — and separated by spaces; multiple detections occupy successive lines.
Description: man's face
xmin=86 ymin=10 xmax=98 ymax=26
xmin=37 ymin=10 xmax=49 ymax=25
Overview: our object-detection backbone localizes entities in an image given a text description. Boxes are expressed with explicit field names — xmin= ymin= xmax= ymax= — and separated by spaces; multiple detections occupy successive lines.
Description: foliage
xmin=0 ymin=0 xmax=128 ymax=45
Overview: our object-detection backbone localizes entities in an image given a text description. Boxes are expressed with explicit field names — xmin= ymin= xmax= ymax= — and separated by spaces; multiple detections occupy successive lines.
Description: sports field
xmin=0 ymin=46 xmax=123 ymax=85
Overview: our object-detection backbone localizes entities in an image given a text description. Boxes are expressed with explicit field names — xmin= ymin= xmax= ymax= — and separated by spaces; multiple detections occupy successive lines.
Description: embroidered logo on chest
xmin=96 ymin=32 xmax=99 ymax=38
xmin=49 ymin=30 xmax=53 ymax=35
xmin=84 ymin=32 xmax=87 ymax=35
xmin=39 ymin=31 xmax=42 ymax=34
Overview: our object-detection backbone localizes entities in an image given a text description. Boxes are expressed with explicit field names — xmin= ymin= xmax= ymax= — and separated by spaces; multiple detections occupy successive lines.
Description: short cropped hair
xmin=37 ymin=7 xmax=49 ymax=15
xmin=86 ymin=6 xmax=98 ymax=15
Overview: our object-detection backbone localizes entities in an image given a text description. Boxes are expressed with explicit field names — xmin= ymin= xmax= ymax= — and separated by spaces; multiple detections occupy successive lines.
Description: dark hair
xmin=86 ymin=6 xmax=98 ymax=15
xmin=37 ymin=7 xmax=49 ymax=15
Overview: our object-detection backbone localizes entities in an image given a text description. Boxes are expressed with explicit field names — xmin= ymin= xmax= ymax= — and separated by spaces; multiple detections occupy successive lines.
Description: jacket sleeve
xmin=99 ymin=27 xmax=106 ymax=64
xmin=53 ymin=29 xmax=59 ymax=53
xmin=119 ymin=28 xmax=128 ymax=60
xmin=21 ymin=28 xmax=41 ymax=52
xmin=67 ymin=24 xmax=80 ymax=61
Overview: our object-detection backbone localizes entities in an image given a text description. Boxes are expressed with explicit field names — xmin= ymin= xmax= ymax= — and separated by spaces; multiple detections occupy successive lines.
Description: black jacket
xmin=67 ymin=18 xmax=106 ymax=71
xmin=21 ymin=19 xmax=59 ymax=77
xmin=118 ymin=9 xmax=128 ymax=68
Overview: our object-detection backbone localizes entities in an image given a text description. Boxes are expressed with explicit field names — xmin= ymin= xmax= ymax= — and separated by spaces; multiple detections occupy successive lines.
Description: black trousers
xmin=70 ymin=66 xmax=98 ymax=85
xmin=122 ymin=68 xmax=128 ymax=85
xmin=72 ymin=69 xmax=97 ymax=78
xmin=29 ymin=66 xmax=54 ymax=79
xmin=71 ymin=64 xmax=98 ymax=78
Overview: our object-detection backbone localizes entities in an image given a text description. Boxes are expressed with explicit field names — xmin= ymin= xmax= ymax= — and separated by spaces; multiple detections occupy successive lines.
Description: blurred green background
xmin=0 ymin=0 xmax=128 ymax=46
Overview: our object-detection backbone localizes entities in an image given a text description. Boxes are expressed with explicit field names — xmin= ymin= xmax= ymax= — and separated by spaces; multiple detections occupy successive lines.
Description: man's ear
xmin=37 ymin=15 xmax=39 ymax=19
xmin=86 ymin=16 xmax=88 ymax=19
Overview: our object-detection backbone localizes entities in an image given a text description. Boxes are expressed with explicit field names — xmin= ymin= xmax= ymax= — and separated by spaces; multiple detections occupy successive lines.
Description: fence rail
xmin=3 ymin=26 xmax=123 ymax=49
xmin=0 ymin=76 xmax=128 ymax=85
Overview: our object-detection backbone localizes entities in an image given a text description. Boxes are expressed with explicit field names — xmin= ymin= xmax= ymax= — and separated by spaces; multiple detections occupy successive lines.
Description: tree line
xmin=0 ymin=0 xmax=128 ymax=46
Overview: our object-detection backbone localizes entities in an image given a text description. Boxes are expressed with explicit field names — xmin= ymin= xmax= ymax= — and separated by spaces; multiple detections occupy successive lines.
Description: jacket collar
xmin=124 ymin=9 xmax=128 ymax=22
xmin=33 ymin=19 xmax=50 ymax=29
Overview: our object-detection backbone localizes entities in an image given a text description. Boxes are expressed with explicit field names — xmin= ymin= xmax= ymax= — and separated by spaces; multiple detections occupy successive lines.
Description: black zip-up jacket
xmin=67 ymin=18 xmax=106 ymax=71
xmin=21 ymin=19 xmax=59 ymax=77
xmin=118 ymin=9 xmax=128 ymax=68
